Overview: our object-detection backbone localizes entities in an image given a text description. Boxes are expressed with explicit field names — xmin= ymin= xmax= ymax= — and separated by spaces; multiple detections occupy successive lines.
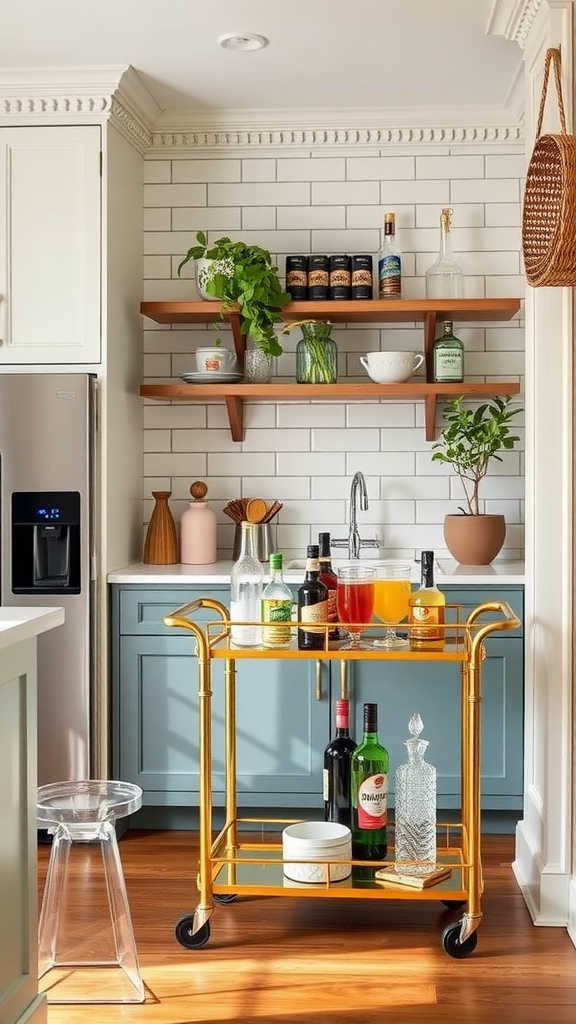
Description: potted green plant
xmin=431 ymin=394 xmax=523 ymax=564
xmin=177 ymin=231 xmax=290 ymax=359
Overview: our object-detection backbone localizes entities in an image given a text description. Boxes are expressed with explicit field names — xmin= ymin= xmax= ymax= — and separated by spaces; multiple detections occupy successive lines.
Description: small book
xmin=374 ymin=864 xmax=453 ymax=889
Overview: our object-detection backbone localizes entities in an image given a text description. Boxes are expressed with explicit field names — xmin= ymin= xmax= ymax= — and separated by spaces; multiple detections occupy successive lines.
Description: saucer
xmin=179 ymin=371 xmax=244 ymax=384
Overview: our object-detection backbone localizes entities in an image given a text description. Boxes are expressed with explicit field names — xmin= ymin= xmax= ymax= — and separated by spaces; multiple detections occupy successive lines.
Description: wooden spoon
xmin=246 ymin=497 xmax=268 ymax=524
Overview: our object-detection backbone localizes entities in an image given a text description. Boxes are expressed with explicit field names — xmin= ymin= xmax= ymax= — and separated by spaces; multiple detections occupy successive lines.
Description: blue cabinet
xmin=111 ymin=586 xmax=330 ymax=811
xmin=111 ymin=582 xmax=524 ymax=827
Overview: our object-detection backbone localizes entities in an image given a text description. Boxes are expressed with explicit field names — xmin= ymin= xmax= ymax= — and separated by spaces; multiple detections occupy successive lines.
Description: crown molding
xmin=0 ymin=65 xmax=157 ymax=152
xmin=489 ymin=0 xmax=545 ymax=47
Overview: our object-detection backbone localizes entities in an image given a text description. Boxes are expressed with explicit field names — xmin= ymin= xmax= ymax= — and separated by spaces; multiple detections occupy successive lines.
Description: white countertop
xmin=107 ymin=560 xmax=525 ymax=587
xmin=0 ymin=606 xmax=65 ymax=652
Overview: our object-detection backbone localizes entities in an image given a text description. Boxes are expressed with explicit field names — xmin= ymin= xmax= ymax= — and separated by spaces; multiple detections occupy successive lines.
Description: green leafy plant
xmin=177 ymin=231 xmax=290 ymax=358
xmin=431 ymin=395 xmax=523 ymax=515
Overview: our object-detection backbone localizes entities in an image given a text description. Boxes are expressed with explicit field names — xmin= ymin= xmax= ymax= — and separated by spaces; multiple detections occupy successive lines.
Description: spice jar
xmin=329 ymin=255 xmax=351 ymax=300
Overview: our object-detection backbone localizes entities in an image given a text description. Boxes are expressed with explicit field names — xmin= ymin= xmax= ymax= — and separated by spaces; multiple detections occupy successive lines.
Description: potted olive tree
xmin=177 ymin=232 xmax=290 ymax=366
xmin=431 ymin=395 xmax=523 ymax=564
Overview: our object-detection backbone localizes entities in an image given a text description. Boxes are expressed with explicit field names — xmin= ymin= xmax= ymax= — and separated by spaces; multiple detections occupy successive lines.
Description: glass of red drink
xmin=336 ymin=564 xmax=375 ymax=650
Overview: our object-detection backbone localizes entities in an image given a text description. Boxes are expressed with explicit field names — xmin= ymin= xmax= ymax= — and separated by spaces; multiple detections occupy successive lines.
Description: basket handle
xmin=535 ymin=47 xmax=567 ymax=138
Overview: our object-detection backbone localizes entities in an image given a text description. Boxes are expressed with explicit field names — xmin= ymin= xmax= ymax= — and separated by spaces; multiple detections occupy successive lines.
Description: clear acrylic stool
xmin=37 ymin=779 xmax=144 ymax=1003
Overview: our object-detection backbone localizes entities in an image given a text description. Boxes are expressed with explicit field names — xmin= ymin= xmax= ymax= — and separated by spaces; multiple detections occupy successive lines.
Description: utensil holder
xmin=233 ymin=522 xmax=276 ymax=562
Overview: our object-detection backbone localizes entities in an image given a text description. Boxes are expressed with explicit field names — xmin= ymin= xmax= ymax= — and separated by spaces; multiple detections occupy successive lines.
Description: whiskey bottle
xmin=377 ymin=212 xmax=401 ymax=299
xmin=408 ymin=550 xmax=445 ymax=651
xmin=297 ymin=544 xmax=329 ymax=650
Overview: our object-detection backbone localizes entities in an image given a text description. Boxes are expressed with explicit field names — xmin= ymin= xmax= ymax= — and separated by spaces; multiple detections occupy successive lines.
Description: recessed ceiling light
xmin=217 ymin=33 xmax=269 ymax=52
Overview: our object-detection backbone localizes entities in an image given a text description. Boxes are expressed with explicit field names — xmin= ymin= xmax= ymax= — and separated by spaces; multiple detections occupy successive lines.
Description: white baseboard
xmin=513 ymin=819 xmax=570 ymax=927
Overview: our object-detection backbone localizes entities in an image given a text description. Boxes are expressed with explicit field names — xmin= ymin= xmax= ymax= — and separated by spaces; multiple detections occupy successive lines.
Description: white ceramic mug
xmin=360 ymin=351 xmax=425 ymax=384
xmin=195 ymin=347 xmax=237 ymax=373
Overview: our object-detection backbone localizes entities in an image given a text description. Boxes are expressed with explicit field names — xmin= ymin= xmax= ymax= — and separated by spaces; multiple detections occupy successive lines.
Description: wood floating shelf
xmin=139 ymin=297 xmax=522 ymax=441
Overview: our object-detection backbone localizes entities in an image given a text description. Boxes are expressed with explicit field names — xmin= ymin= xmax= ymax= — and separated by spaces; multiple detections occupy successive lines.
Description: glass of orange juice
xmin=373 ymin=562 xmax=412 ymax=648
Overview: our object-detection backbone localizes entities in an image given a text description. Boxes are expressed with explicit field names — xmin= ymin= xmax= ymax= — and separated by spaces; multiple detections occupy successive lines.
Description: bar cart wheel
xmin=213 ymin=893 xmax=237 ymax=904
xmin=175 ymin=915 xmax=211 ymax=949
xmin=441 ymin=922 xmax=478 ymax=959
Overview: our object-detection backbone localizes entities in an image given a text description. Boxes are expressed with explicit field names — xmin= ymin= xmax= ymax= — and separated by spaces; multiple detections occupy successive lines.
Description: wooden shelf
xmin=139 ymin=297 xmax=522 ymax=441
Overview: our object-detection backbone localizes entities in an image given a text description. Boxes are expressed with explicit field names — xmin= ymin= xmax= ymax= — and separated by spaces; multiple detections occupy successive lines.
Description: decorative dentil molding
xmin=150 ymin=124 xmax=523 ymax=151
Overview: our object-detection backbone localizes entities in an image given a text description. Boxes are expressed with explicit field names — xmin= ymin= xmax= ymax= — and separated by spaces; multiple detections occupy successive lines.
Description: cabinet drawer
xmin=117 ymin=586 xmax=230 ymax=635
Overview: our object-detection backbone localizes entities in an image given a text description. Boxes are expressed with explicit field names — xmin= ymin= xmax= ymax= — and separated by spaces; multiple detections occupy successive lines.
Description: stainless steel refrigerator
xmin=0 ymin=373 xmax=98 ymax=785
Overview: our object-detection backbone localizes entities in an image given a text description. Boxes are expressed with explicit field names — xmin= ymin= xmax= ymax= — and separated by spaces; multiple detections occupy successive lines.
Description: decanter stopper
xmin=394 ymin=712 xmax=437 ymax=875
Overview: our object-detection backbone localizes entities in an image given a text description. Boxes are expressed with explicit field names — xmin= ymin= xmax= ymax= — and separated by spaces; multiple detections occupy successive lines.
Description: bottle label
xmin=433 ymin=350 xmax=463 ymax=382
xmin=300 ymin=600 xmax=328 ymax=633
xmin=357 ymin=773 xmax=388 ymax=829
xmin=322 ymin=767 xmax=329 ymax=802
xmin=261 ymin=599 xmax=292 ymax=647
xmin=378 ymin=255 xmax=401 ymax=297
xmin=326 ymin=589 xmax=338 ymax=623
xmin=410 ymin=605 xmax=444 ymax=641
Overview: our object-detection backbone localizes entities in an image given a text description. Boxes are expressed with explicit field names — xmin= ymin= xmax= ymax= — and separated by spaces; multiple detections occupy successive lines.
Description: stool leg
xmin=100 ymin=820 xmax=144 ymax=1002
xmin=38 ymin=823 xmax=72 ymax=978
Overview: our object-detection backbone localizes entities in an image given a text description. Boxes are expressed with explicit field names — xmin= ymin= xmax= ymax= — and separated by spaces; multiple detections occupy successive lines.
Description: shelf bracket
xmin=425 ymin=394 xmax=436 ymax=442
xmin=225 ymin=396 xmax=244 ymax=441
xmin=424 ymin=311 xmax=437 ymax=380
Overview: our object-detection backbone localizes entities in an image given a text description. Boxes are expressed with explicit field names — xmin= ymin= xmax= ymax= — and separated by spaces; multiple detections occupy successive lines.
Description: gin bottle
xmin=230 ymin=521 xmax=263 ymax=647
xmin=432 ymin=320 xmax=464 ymax=383
xmin=377 ymin=212 xmax=401 ymax=299
xmin=425 ymin=207 xmax=464 ymax=299
xmin=394 ymin=713 xmax=437 ymax=874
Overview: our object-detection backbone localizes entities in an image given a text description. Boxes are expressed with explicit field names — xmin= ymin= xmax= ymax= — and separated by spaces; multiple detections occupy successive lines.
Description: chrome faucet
xmin=331 ymin=471 xmax=380 ymax=559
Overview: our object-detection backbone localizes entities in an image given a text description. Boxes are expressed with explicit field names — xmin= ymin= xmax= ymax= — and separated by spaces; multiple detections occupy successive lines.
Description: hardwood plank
xmin=38 ymin=831 xmax=576 ymax=1024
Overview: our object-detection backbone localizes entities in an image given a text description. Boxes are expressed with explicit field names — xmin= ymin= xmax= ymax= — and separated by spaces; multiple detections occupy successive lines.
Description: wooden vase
xmin=143 ymin=491 xmax=179 ymax=565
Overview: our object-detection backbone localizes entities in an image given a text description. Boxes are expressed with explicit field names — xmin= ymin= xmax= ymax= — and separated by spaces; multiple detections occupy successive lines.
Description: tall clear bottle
xmin=297 ymin=544 xmax=329 ymax=651
xmin=408 ymin=550 xmax=445 ymax=651
xmin=323 ymin=698 xmax=356 ymax=827
xmin=377 ymin=212 xmax=401 ymax=299
xmin=261 ymin=552 xmax=293 ymax=650
xmin=425 ymin=207 xmax=464 ymax=299
xmin=230 ymin=520 xmax=263 ymax=647
xmin=394 ymin=712 xmax=437 ymax=874
xmin=351 ymin=702 xmax=389 ymax=861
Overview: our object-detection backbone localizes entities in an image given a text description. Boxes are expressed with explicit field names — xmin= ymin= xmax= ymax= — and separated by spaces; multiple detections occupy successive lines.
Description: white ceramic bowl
xmin=360 ymin=351 xmax=425 ymax=384
xmin=282 ymin=820 xmax=352 ymax=883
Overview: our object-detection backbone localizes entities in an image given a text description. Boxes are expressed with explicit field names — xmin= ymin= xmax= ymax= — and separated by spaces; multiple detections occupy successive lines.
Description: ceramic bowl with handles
xmin=360 ymin=351 xmax=425 ymax=384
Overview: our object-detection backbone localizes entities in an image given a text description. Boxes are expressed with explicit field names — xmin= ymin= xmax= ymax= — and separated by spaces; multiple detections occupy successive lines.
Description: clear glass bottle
xmin=297 ymin=544 xmax=329 ymax=650
xmin=323 ymin=698 xmax=357 ymax=827
xmin=377 ymin=212 xmax=401 ymax=299
xmin=351 ymin=702 xmax=389 ymax=861
xmin=230 ymin=521 xmax=263 ymax=647
xmin=296 ymin=321 xmax=338 ymax=383
xmin=408 ymin=550 xmax=445 ymax=651
xmin=432 ymin=320 xmax=464 ymax=383
xmin=318 ymin=531 xmax=339 ymax=638
xmin=261 ymin=552 xmax=293 ymax=650
xmin=394 ymin=712 xmax=437 ymax=874
xmin=425 ymin=207 xmax=464 ymax=299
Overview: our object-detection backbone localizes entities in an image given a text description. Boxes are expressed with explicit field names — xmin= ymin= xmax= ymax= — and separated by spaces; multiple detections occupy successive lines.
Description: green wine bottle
xmin=351 ymin=702 xmax=389 ymax=862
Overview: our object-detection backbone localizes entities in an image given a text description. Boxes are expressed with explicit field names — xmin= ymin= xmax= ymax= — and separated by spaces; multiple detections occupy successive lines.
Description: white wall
xmin=141 ymin=142 xmax=526 ymax=563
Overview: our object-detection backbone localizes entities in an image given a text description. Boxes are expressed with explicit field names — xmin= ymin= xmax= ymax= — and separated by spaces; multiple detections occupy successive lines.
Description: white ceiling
xmin=1 ymin=0 xmax=524 ymax=123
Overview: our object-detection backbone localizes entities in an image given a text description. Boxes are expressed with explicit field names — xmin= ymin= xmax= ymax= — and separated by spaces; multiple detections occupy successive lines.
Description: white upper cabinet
xmin=0 ymin=125 xmax=101 ymax=364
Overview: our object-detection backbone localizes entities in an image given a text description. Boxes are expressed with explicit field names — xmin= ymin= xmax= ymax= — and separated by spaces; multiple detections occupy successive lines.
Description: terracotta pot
xmin=443 ymin=514 xmax=506 ymax=565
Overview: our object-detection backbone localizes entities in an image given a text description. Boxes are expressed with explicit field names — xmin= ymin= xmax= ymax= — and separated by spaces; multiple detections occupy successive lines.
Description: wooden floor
xmin=38 ymin=830 xmax=576 ymax=1024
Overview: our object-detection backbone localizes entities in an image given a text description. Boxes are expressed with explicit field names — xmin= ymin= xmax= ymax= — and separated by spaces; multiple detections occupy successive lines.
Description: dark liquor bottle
xmin=318 ymin=531 xmax=338 ymax=639
xmin=323 ymin=698 xmax=356 ymax=827
xmin=297 ymin=544 xmax=329 ymax=650
xmin=351 ymin=702 xmax=389 ymax=861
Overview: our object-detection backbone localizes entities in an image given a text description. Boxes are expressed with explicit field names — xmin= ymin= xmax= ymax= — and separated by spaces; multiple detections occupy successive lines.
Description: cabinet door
xmin=0 ymin=125 xmax=101 ymax=364
xmin=349 ymin=637 xmax=523 ymax=810
xmin=116 ymin=634 xmax=329 ymax=808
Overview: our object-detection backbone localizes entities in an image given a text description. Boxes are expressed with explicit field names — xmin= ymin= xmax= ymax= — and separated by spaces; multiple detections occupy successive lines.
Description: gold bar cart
xmin=164 ymin=598 xmax=520 ymax=959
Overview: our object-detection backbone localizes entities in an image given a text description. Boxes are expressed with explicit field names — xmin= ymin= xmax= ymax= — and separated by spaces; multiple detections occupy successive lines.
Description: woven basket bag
xmin=522 ymin=47 xmax=576 ymax=287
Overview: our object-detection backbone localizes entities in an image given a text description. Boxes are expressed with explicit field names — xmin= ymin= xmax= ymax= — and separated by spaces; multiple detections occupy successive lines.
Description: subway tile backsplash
xmin=142 ymin=141 xmax=525 ymax=562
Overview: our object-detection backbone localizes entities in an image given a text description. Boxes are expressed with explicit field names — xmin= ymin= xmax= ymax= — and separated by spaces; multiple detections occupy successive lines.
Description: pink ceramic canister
xmin=180 ymin=481 xmax=217 ymax=565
